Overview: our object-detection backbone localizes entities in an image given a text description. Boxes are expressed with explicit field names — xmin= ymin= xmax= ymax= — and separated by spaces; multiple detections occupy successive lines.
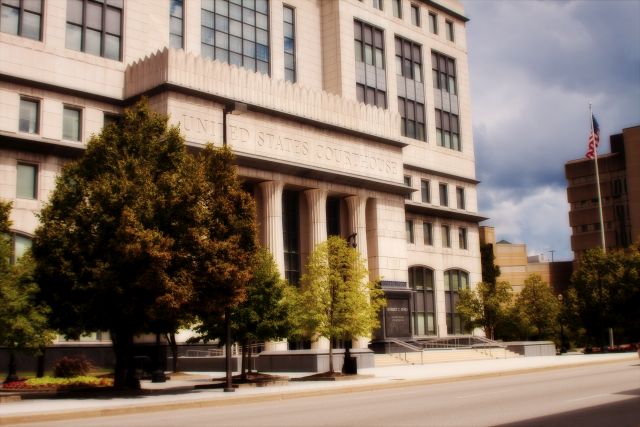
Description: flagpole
xmin=589 ymin=103 xmax=606 ymax=253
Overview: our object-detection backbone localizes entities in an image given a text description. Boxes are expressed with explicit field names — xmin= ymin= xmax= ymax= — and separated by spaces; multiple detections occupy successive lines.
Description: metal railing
xmin=184 ymin=342 xmax=265 ymax=358
xmin=382 ymin=336 xmax=514 ymax=363
xmin=385 ymin=338 xmax=424 ymax=364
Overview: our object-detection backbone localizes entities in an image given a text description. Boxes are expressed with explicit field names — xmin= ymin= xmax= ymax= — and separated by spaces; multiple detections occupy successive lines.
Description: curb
xmin=1 ymin=355 xmax=636 ymax=425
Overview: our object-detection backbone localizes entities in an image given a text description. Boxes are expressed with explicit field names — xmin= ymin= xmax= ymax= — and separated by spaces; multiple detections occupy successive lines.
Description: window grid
xmin=19 ymin=98 xmax=39 ymax=134
xmin=0 ymin=0 xmax=42 ymax=40
xmin=372 ymin=0 xmax=382 ymax=11
xmin=409 ymin=266 xmax=436 ymax=335
xmin=65 ymin=0 xmax=123 ymax=61
xmin=421 ymin=179 xmax=430 ymax=203
xmin=10 ymin=233 xmax=32 ymax=265
xmin=432 ymin=52 xmax=457 ymax=95
xmin=410 ymin=4 xmax=420 ymax=27
xmin=395 ymin=36 xmax=425 ymax=140
xmin=456 ymin=186 xmax=465 ymax=210
xmin=435 ymin=109 xmax=460 ymax=151
xmin=283 ymin=5 xmax=296 ymax=82
xmin=16 ymin=162 xmax=37 ymax=200
xmin=428 ymin=12 xmax=437 ymax=34
xmin=444 ymin=269 xmax=468 ymax=334
xmin=354 ymin=20 xmax=386 ymax=108
xmin=170 ymin=0 xmax=184 ymax=49
xmin=282 ymin=190 xmax=300 ymax=285
xmin=63 ymin=106 xmax=82 ymax=141
xmin=406 ymin=219 xmax=414 ymax=244
xmin=458 ymin=227 xmax=467 ymax=250
xmin=201 ymin=0 xmax=270 ymax=76
xmin=423 ymin=222 xmax=433 ymax=246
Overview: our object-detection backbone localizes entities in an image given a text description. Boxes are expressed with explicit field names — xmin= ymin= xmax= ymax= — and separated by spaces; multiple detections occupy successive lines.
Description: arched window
xmin=444 ymin=269 xmax=469 ymax=335
xmin=409 ymin=266 xmax=436 ymax=336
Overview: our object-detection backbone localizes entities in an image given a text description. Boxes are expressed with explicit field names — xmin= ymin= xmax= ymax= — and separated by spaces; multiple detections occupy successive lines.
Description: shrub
xmin=53 ymin=355 xmax=94 ymax=378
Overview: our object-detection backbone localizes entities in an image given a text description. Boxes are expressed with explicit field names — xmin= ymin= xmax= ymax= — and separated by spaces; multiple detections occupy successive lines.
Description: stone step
xmin=375 ymin=348 xmax=522 ymax=367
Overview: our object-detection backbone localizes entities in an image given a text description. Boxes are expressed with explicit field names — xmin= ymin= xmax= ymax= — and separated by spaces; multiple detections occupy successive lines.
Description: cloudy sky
xmin=462 ymin=0 xmax=640 ymax=261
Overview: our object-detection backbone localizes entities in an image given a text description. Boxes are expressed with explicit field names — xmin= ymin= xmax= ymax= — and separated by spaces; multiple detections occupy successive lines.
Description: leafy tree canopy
xmin=457 ymin=280 xmax=512 ymax=340
xmin=292 ymin=236 xmax=386 ymax=372
xmin=514 ymin=274 xmax=559 ymax=340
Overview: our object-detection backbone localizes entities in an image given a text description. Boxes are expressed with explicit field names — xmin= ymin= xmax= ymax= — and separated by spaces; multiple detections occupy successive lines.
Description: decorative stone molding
xmin=124 ymin=48 xmax=401 ymax=142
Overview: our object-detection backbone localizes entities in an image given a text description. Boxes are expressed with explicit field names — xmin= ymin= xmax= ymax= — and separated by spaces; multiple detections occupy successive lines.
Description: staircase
xmin=373 ymin=337 xmax=521 ymax=367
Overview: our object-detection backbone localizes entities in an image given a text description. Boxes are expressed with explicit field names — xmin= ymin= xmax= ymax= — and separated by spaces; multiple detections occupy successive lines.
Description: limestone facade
xmin=0 ymin=0 xmax=483 ymax=344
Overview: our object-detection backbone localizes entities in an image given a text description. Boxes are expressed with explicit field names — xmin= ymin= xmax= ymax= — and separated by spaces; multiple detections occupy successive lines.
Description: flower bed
xmin=2 ymin=376 xmax=113 ymax=390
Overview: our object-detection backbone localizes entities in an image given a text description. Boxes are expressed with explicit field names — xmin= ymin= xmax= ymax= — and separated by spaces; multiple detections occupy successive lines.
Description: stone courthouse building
xmin=0 ymin=0 xmax=484 ymax=351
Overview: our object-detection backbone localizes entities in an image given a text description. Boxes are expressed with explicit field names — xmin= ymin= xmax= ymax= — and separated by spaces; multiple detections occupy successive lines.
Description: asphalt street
xmin=12 ymin=359 xmax=639 ymax=427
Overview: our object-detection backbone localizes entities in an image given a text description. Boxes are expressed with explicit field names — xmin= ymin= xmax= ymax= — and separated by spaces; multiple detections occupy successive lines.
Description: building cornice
xmin=404 ymin=200 xmax=488 ymax=223
xmin=419 ymin=0 xmax=470 ymax=22
xmin=404 ymin=163 xmax=480 ymax=184
xmin=231 ymin=150 xmax=413 ymax=196
xmin=0 ymin=131 xmax=84 ymax=158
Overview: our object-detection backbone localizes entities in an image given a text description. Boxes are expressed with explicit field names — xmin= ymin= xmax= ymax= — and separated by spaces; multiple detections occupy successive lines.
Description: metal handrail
xmin=385 ymin=338 xmax=424 ymax=364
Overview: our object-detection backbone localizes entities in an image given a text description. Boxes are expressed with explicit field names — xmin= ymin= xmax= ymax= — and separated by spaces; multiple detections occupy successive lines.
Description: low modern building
xmin=565 ymin=125 xmax=640 ymax=260
xmin=479 ymin=226 xmax=572 ymax=294
xmin=0 ymin=0 xmax=484 ymax=355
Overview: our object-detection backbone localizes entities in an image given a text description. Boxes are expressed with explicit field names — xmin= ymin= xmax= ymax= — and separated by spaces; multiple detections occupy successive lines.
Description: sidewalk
xmin=0 ymin=353 xmax=636 ymax=425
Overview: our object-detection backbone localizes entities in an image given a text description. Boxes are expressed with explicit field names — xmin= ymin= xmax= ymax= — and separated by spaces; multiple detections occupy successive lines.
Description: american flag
xmin=585 ymin=114 xmax=600 ymax=159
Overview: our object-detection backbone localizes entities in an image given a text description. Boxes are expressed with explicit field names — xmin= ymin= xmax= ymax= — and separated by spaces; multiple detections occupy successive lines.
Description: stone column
xmin=346 ymin=195 xmax=371 ymax=349
xmin=304 ymin=189 xmax=330 ymax=350
xmin=258 ymin=180 xmax=287 ymax=351
xmin=259 ymin=180 xmax=285 ymax=274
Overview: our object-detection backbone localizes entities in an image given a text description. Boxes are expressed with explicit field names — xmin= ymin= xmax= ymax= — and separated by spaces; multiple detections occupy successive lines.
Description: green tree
xmin=292 ymin=236 xmax=385 ymax=373
xmin=481 ymin=243 xmax=501 ymax=285
xmin=457 ymin=280 xmax=513 ymax=340
xmin=0 ymin=201 xmax=54 ymax=383
xmin=514 ymin=274 xmax=560 ymax=340
xmin=570 ymin=246 xmax=640 ymax=346
xmin=32 ymin=100 xmax=205 ymax=389
xmin=194 ymin=248 xmax=292 ymax=380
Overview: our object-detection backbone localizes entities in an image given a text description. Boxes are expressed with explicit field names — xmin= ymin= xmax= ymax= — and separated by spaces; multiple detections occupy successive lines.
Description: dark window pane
xmin=86 ymin=2 xmax=103 ymax=30
xmin=104 ymin=33 xmax=120 ymax=59
xmin=214 ymin=46 xmax=227 ymax=61
xmin=243 ymin=23 xmax=255 ymax=41
xmin=170 ymin=34 xmax=183 ymax=49
xmin=22 ymin=11 xmax=41 ymax=40
xmin=105 ymin=7 xmax=121 ymax=35
xmin=284 ymin=37 xmax=294 ymax=53
xmin=85 ymin=28 xmax=101 ymax=56
xmin=257 ymin=60 xmax=268 ymax=74
xmin=229 ymin=3 xmax=241 ymax=20
xmin=170 ymin=0 xmax=183 ymax=17
xmin=229 ymin=19 xmax=242 ymax=36
xmin=256 ymin=0 xmax=268 ymax=14
xmin=356 ymin=84 xmax=365 ymax=102
xmin=256 ymin=12 xmax=268 ymax=29
xmin=24 ymin=0 xmax=42 ymax=13
xmin=201 ymin=10 xmax=214 ymax=28
xmin=256 ymin=43 xmax=268 ymax=61
xmin=215 ymin=14 xmax=229 ymax=32
xmin=67 ymin=0 xmax=83 ymax=24
xmin=230 ymin=52 xmax=242 ymax=66
xmin=65 ymin=23 xmax=82 ymax=50
xmin=243 ymin=39 xmax=255 ymax=56
xmin=0 ymin=5 xmax=19 ymax=35
xmin=244 ymin=9 xmax=255 ymax=26
xmin=202 ymin=27 xmax=214 ymax=45
xmin=243 ymin=56 xmax=256 ymax=70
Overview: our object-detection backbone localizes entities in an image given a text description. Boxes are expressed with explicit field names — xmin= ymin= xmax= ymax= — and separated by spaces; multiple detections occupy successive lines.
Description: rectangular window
xmin=421 ymin=179 xmax=430 ymax=203
xmin=65 ymin=0 xmax=123 ymax=60
xmin=404 ymin=175 xmax=412 ymax=200
xmin=456 ymin=186 xmax=465 ymax=210
xmin=410 ymin=4 xmax=420 ymax=26
xmin=283 ymin=5 xmax=296 ymax=82
xmin=201 ymin=0 xmax=270 ymax=75
xmin=435 ymin=109 xmax=460 ymax=151
xmin=432 ymin=52 xmax=457 ymax=95
xmin=354 ymin=20 xmax=386 ymax=108
xmin=63 ymin=106 xmax=81 ymax=141
xmin=0 ymin=0 xmax=42 ymax=40
xmin=445 ymin=20 xmax=454 ymax=42
xmin=441 ymin=224 xmax=451 ymax=248
xmin=170 ymin=0 xmax=184 ymax=49
xmin=326 ymin=196 xmax=341 ymax=237
xmin=439 ymin=183 xmax=448 ymax=206
xmin=282 ymin=190 xmax=300 ymax=285
xmin=373 ymin=0 xmax=382 ymax=11
xmin=16 ymin=162 xmax=37 ymax=199
xmin=458 ymin=227 xmax=467 ymax=250
xmin=428 ymin=12 xmax=437 ymax=34
xmin=423 ymin=222 xmax=433 ymax=246
xmin=395 ymin=36 xmax=425 ymax=140
xmin=392 ymin=0 xmax=401 ymax=18
xmin=406 ymin=219 xmax=414 ymax=244
xmin=19 ymin=98 xmax=39 ymax=134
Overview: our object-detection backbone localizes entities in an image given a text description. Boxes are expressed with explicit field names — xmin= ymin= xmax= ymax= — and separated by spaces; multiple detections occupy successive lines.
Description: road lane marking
xmin=456 ymin=389 xmax=510 ymax=399
xmin=565 ymin=393 xmax=611 ymax=402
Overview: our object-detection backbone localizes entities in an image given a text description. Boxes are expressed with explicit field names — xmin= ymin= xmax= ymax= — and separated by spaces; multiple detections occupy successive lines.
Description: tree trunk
xmin=112 ymin=330 xmax=140 ymax=390
xmin=4 ymin=350 xmax=18 ymax=383
xmin=241 ymin=340 xmax=247 ymax=381
xmin=247 ymin=341 xmax=253 ymax=374
xmin=328 ymin=339 xmax=334 ymax=374
xmin=165 ymin=332 xmax=179 ymax=373
xmin=36 ymin=350 xmax=45 ymax=378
